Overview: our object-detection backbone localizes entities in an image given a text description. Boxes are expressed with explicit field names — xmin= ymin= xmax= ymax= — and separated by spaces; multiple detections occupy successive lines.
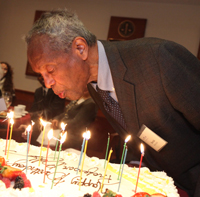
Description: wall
xmin=0 ymin=0 xmax=199 ymax=92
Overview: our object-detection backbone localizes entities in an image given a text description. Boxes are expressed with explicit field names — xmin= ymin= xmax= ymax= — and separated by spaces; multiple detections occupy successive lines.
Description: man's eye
xmin=48 ymin=68 xmax=54 ymax=73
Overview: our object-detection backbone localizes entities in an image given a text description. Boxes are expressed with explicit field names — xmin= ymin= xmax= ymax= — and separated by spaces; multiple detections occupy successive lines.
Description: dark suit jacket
xmin=88 ymin=38 xmax=200 ymax=196
xmin=30 ymin=87 xmax=65 ymax=121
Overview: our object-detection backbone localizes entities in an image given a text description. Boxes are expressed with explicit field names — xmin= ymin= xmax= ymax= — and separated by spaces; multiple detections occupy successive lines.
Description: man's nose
xmin=43 ymin=75 xmax=55 ymax=88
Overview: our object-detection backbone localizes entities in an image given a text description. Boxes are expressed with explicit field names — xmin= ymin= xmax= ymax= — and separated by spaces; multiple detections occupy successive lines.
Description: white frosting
xmin=0 ymin=139 xmax=180 ymax=197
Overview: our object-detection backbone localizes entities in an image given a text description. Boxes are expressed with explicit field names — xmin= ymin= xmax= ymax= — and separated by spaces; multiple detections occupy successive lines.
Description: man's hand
xmin=21 ymin=131 xmax=27 ymax=140
xmin=18 ymin=124 xmax=28 ymax=140
xmin=18 ymin=124 xmax=28 ymax=131
xmin=51 ymin=119 xmax=59 ymax=129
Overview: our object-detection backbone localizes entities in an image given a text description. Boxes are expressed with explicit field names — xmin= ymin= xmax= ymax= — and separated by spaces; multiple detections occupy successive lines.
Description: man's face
xmin=28 ymin=37 xmax=90 ymax=100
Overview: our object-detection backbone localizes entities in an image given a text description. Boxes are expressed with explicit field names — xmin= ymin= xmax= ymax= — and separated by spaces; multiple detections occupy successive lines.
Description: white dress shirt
xmin=91 ymin=41 xmax=118 ymax=102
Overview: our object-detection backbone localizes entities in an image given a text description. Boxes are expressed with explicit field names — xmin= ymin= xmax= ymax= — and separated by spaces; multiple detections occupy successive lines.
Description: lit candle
xmin=117 ymin=135 xmax=131 ymax=180
xmin=135 ymin=143 xmax=145 ymax=193
xmin=79 ymin=131 xmax=91 ymax=190
xmin=43 ymin=129 xmax=53 ymax=183
xmin=100 ymin=148 xmax=113 ymax=193
xmin=104 ymin=133 xmax=110 ymax=169
xmin=6 ymin=118 xmax=14 ymax=160
xmin=54 ymin=122 xmax=66 ymax=160
xmin=38 ymin=119 xmax=47 ymax=166
xmin=5 ymin=111 xmax=13 ymax=155
xmin=118 ymin=146 xmax=128 ymax=192
xmin=26 ymin=125 xmax=31 ymax=174
xmin=28 ymin=120 xmax=35 ymax=153
xmin=76 ymin=131 xmax=87 ymax=174
xmin=51 ymin=132 xmax=67 ymax=189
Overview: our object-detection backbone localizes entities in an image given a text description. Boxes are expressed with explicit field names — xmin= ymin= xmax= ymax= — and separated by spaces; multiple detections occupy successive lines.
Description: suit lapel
xmin=101 ymin=41 xmax=140 ymax=134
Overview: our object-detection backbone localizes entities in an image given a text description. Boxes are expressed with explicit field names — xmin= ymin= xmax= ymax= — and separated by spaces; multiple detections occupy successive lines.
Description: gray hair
xmin=25 ymin=9 xmax=97 ymax=53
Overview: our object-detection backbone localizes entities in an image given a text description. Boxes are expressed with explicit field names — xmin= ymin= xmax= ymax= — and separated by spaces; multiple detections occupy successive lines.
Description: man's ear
xmin=72 ymin=37 xmax=88 ymax=60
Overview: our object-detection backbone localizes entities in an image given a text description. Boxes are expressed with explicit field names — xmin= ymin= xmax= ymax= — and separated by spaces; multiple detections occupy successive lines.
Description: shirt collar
xmin=96 ymin=41 xmax=115 ymax=92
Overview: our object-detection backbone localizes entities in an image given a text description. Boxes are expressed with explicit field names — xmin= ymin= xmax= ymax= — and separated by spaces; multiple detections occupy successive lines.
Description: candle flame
xmin=31 ymin=120 xmax=35 ymax=126
xmin=85 ymin=130 xmax=91 ymax=140
xmin=82 ymin=132 xmax=86 ymax=138
xmin=7 ymin=111 xmax=14 ymax=119
xmin=10 ymin=118 xmax=14 ymax=125
xmin=61 ymin=122 xmax=67 ymax=131
xmin=125 ymin=135 xmax=131 ymax=143
xmin=140 ymin=143 xmax=144 ymax=155
xmin=60 ymin=132 xmax=67 ymax=144
xmin=26 ymin=125 xmax=31 ymax=132
xmin=40 ymin=118 xmax=47 ymax=127
xmin=48 ymin=129 xmax=53 ymax=140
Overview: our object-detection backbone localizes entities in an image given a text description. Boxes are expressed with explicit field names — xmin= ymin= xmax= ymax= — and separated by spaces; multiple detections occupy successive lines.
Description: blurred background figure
xmin=0 ymin=62 xmax=15 ymax=108
xmin=51 ymin=87 xmax=98 ymax=149
xmin=29 ymin=74 xmax=66 ymax=121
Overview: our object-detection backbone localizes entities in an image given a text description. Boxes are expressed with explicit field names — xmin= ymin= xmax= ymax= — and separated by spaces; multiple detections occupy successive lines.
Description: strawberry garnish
xmin=1 ymin=177 xmax=11 ymax=188
xmin=92 ymin=191 xmax=101 ymax=197
xmin=0 ymin=164 xmax=22 ymax=181
xmin=0 ymin=156 xmax=6 ymax=167
xmin=132 ymin=192 xmax=150 ymax=197
xmin=24 ymin=179 xmax=31 ymax=188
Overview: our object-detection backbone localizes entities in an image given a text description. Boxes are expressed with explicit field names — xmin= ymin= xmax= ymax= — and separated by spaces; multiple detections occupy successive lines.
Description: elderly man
xmin=25 ymin=9 xmax=200 ymax=197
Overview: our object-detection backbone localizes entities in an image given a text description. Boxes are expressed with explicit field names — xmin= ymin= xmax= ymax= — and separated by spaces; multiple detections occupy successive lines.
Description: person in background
xmin=51 ymin=87 xmax=98 ymax=149
xmin=0 ymin=62 xmax=14 ymax=98
xmin=25 ymin=9 xmax=200 ymax=196
xmin=29 ymin=74 xmax=65 ymax=121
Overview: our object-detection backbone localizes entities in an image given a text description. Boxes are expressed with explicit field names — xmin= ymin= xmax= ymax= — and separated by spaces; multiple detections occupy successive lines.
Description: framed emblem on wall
xmin=107 ymin=16 xmax=147 ymax=41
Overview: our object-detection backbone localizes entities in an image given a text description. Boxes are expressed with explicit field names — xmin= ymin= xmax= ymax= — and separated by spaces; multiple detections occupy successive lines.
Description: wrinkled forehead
xmin=27 ymin=35 xmax=52 ymax=71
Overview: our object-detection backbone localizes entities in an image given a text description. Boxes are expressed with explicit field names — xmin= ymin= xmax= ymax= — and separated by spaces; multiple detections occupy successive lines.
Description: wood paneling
xmin=12 ymin=89 xmax=34 ymax=111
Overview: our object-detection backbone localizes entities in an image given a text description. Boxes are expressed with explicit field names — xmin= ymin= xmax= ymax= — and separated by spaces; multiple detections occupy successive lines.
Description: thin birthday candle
xmin=28 ymin=120 xmax=35 ymax=153
xmin=76 ymin=131 xmax=87 ymax=174
xmin=100 ymin=148 xmax=113 ymax=193
xmin=104 ymin=133 xmax=110 ymax=169
xmin=5 ymin=111 xmax=13 ymax=155
xmin=53 ymin=139 xmax=59 ymax=161
xmin=26 ymin=125 xmax=31 ymax=174
xmin=135 ymin=143 xmax=145 ymax=193
xmin=51 ymin=132 xmax=67 ymax=189
xmin=117 ymin=135 xmax=131 ymax=180
xmin=79 ymin=131 xmax=91 ymax=190
xmin=54 ymin=122 xmax=66 ymax=160
xmin=38 ymin=119 xmax=47 ymax=166
xmin=6 ymin=118 xmax=14 ymax=160
xmin=43 ymin=129 xmax=53 ymax=183
xmin=118 ymin=146 xmax=128 ymax=192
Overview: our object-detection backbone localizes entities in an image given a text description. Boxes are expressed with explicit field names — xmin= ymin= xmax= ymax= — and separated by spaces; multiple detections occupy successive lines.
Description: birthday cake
xmin=0 ymin=138 xmax=180 ymax=197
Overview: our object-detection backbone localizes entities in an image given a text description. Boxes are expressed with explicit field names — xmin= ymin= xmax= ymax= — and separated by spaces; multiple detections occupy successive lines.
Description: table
xmin=0 ymin=113 xmax=31 ymax=129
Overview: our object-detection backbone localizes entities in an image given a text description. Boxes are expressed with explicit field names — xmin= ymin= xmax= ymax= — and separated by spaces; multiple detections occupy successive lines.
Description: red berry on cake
xmin=132 ymin=192 xmax=151 ymax=197
xmin=0 ymin=156 xmax=6 ymax=166
xmin=24 ymin=179 xmax=32 ymax=188
xmin=1 ymin=177 xmax=11 ymax=188
xmin=92 ymin=191 xmax=101 ymax=197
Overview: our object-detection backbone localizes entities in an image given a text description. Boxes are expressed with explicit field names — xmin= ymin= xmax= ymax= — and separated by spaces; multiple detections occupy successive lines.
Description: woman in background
xmin=0 ymin=62 xmax=14 ymax=98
